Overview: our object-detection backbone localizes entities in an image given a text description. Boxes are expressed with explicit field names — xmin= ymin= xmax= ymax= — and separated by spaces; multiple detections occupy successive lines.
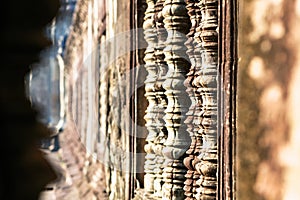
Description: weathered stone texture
xmin=64 ymin=0 xmax=134 ymax=199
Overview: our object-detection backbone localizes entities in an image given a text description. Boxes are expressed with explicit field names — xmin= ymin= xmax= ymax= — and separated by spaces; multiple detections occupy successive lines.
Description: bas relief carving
xmin=143 ymin=0 xmax=219 ymax=199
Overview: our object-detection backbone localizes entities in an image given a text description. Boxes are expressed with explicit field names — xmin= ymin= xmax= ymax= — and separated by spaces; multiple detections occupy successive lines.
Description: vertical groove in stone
xmin=161 ymin=0 xmax=191 ymax=199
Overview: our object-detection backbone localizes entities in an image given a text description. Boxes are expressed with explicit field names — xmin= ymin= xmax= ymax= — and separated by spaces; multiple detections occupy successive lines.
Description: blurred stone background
xmin=238 ymin=0 xmax=300 ymax=199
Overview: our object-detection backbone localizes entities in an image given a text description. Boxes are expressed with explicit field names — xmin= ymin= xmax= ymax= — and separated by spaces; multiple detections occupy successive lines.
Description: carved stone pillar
xmin=183 ymin=0 xmax=202 ymax=199
xmin=161 ymin=0 xmax=191 ymax=199
xmin=143 ymin=0 xmax=158 ymax=195
xmin=152 ymin=0 xmax=168 ymax=197
xmin=193 ymin=0 xmax=218 ymax=199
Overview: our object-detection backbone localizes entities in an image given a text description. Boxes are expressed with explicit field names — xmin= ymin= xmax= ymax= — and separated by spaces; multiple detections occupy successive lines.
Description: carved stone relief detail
xmin=183 ymin=0 xmax=202 ymax=199
xmin=161 ymin=0 xmax=191 ymax=199
xmin=152 ymin=0 xmax=168 ymax=197
xmin=143 ymin=0 xmax=159 ymax=195
xmin=193 ymin=0 xmax=218 ymax=199
xmin=98 ymin=35 xmax=108 ymax=159
xmin=143 ymin=0 xmax=219 ymax=199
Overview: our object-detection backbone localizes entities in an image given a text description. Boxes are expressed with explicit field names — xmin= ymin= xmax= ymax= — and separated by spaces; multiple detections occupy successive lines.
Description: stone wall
xmin=64 ymin=0 xmax=141 ymax=199
xmin=60 ymin=0 xmax=300 ymax=199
